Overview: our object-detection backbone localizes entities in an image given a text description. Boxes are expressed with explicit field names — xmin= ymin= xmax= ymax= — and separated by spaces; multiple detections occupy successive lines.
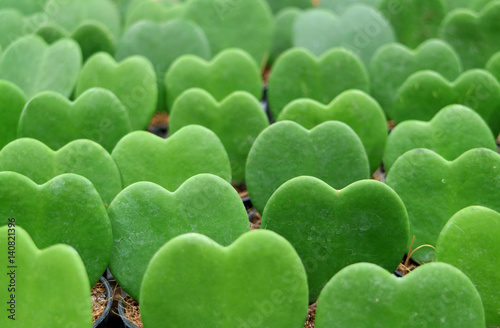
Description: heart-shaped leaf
xmin=369 ymin=39 xmax=462 ymax=114
xmin=112 ymin=125 xmax=231 ymax=190
xmin=0 ymin=138 xmax=122 ymax=205
xmin=0 ymin=80 xmax=26 ymax=149
xmin=0 ymin=226 xmax=92 ymax=328
xmin=115 ymin=19 xmax=211 ymax=112
xmin=269 ymin=7 xmax=301 ymax=64
xmin=140 ymin=230 xmax=309 ymax=328
xmin=0 ymin=0 xmax=44 ymax=14
xmin=319 ymin=0 xmax=381 ymax=14
xmin=0 ymin=35 xmax=81 ymax=98
xmin=435 ymin=206 xmax=500 ymax=327
xmin=293 ymin=6 xmax=395 ymax=66
xmin=268 ymin=48 xmax=369 ymax=119
xmin=267 ymin=0 xmax=312 ymax=13
xmin=315 ymin=262 xmax=485 ymax=327
xmin=440 ymin=2 xmax=500 ymax=70
xmin=76 ymin=52 xmax=158 ymax=130
xmin=18 ymin=88 xmax=132 ymax=153
xmin=43 ymin=0 xmax=120 ymax=40
xmin=277 ymin=90 xmax=387 ymax=174
xmin=0 ymin=9 xmax=24 ymax=49
xmin=392 ymin=69 xmax=500 ymax=135
xmin=124 ymin=0 xmax=184 ymax=29
xmin=108 ymin=173 xmax=249 ymax=300
xmin=385 ymin=148 xmax=500 ymax=263
xmin=0 ymin=172 xmax=112 ymax=285
xmin=384 ymin=105 xmax=497 ymax=171
xmin=169 ymin=89 xmax=269 ymax=183
xmin=378 ymin=0 xmax=446 ymax=48
xmin=246 ymin=121 xmax=370 ymax=213
xmin=165 ymin=48 xmax=262 ymax=112
xmin=262 ymin=176 xmax=409 ymax=301
xmin=182 ymin=0 xmax=274 ymax=66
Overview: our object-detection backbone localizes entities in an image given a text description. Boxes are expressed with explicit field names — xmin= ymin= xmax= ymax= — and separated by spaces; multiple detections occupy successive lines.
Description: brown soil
xmin=305 ymin=303 xmax=317 ymax=327
xmin=148 ymin=112 xmax=169 ymax=127
xmin=248 ymin=209 xmax=262 ymax=230
xmin=232 ymin=183 xmax=249 ymax=200
xmin=121 ymin=294 xmax=143 ymax=328
xmin=92 ymin=281 xmax=109 ymax=324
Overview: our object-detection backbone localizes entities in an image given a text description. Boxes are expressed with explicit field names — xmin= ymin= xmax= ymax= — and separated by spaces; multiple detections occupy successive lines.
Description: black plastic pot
xmin=93 ymin=276 xmax=113 ymax=328
xmin=118 ymin=292 xmax=141 ymax=328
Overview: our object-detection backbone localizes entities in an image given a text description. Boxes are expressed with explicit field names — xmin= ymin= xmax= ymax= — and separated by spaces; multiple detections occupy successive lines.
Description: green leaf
xmin=392 ymin=69 xmax=500 ymax=135
xmin=76 ymin=52 xmax=158 ymax=130
xmin=319 ymin=0 xmax=381 ymax=14
xmin=369 ymin=39 xmax=462 ymax=114
xmin=277 ymin=90 xmax=387 ymax=174
xmin=165 ymin=48 xmax=262 ymax=112
xmin=0 ymin=138 xmax=122 ymax=205
xmin=0 ymin=9 xmax=25 ymax=50
xmin=0 ymin=35 xmax=81 ymax=98
xmin=0 ymin=80 xmax=26 ymax=149
xmin=384 ymin=105 xmax=497 ymax=171
xmin=262 ymin=176 xmax=409 ymax=301
xmin=315 ymin=262 xmax=485 ymax=327
xmin=140 ymin=230 xmax=309 ymax=328
xmin=124 ymin=0 xmax=184 ymax=29
xmin=435 ymin=206 xmax=500 ymax=327
xmin=269 ymin=7 xmax=301 ymax=64
xmin=112 ymin=126 xmax=231 ymax=190
xmin=266 ymin=0 xmax=312 ymax=14
xmin=169 ymin=89 xmax=269 ymax=183
xmin=0 ymin=225 xmax=92 ymax=328
xmin=485 ymin=51 xmax=500 ymax=82
xmin=441 ymin=0 xmax=491 ymax=12
xmin=43 ymin=0 xmax=120 ymax=40
xmin=18 ymin=88 xmax=132 ymax=153
xmin=246 ymin=121 xmax=370 ymax=213
xmin=385 ymin=148 xmax=500 ymax=263
xmin=0 ymin=0 xmax=45 ymax=15
xmin=440 ymin=2 xmax=500 ymax=70
xmin=268 ymin=48 xmax=369 ymax=119
xmin=108 ymin=173 xmax=249 ymax=300
xmin=115 ymin=19 xmax=211 ymax=112
xmin=378 ymin=0 xmax=445 ymax=48
xmin=182 ymin=0 xmax=274 ymax=66
xmin=0 ymin=172 xmax=113 ymax=285
xmin=293 ymin=6 xmax=395 ymax=66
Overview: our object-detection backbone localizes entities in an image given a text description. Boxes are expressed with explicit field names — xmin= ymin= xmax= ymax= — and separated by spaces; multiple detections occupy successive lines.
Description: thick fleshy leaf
xmin=440 ymin=2 xmax=500 ymax=70
xmin=0 ymin=138 xmax=122 ymax=205
xmin=0 ymin=35 xmax=81 ymax=98
xmin=266 ymin=0 xmax=312 ymax=13
xmin=165 ymin=48 xmax=262 ymax=112
xmin=315 ymin=262 xmax=485 ymax=328
xmin=182 ymin=0 xmax=274 ymax=66
xmin=277 ymin=90 xmax=387 ymax=173
xmin=112 ymin=126 xmax=231 ymax=190
xmin=0 ymin=0 xmax=45 ymax=14
xmin=319 ymin=0 xmax=381 ymax=13
xmin=441 ymin=0 xmax=491 ymax=12
xmin=0 ymin=80 xmax=26 ymax=149
xmin=124 ymin=0 xmax=184 ymax=29
xmin=246 ymin=121 xmax=370 ymax=213
xmin=435 ymin=206 xmax=500 ymax=327
xmin=262 ymin=176 xmax=409 ymax=301
xmin=140 ymin=230 xmax=309 ymax=328
xmin=108 ymin=174 xmax=249 ymax=299
xmin=269 ymin=8 xmax=301 ymax=64
xmin=0 ymin=9 xmax=24 ymax=49
xmin=369 ymin=39 xmax=462 ymax=114
xmin=385 ymin=148 xmax=500 ymax=262
xmin=0 ymin=172 xmax=113 ymax=285
xmin=0 ymin=226 xmax=92 ymax=328
xmin=384 ymin=105 xmax=497 ymax=171
xmin=169 ymin=89 xmax=269 ymax=183
xmin=293 ymin=6 xmax=395 ymax=65
xmin=116 ymin=19 xmax=211 ymax=112
xmin=392 ymin=69 xmax=500 ymax=135
xmin=76 ymin=52 xmax=158 ymax=130
xmin=18 ymin=88 xmax=132 ymax=153
xmin=378 ymin=0 xmax=445 ymax=48
xmin=268 ymin=48 xmax=369 ymax=118
xmin=485 ymin=51 xmax=500 ymax=82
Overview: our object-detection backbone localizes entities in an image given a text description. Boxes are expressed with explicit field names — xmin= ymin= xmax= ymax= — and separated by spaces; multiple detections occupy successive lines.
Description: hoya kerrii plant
xmin=0 ymin=79 xmax=26 ymax=149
